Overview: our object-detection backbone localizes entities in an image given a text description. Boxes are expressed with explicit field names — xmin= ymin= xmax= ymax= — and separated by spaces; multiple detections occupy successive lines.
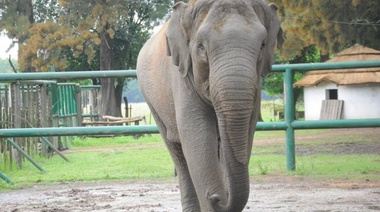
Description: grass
xmin=0 ymin=136 xmax=173 ymax=190
xmin=70 ymin=134 xmax=163 ymax=148
xmin=254 ymin=129 xmax=328 ymax=140
xmin=1 ymin=128 xmax=379 ymax=190
xmin=249 ymin=154 xmax=380 ymax=179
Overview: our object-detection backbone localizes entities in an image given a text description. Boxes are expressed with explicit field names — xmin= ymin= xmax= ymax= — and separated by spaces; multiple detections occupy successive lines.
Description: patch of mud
xmin=0 ymin=177 xmax=379 ymax=212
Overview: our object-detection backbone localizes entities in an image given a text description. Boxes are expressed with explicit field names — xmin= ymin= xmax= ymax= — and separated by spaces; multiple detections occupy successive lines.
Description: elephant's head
xmin=166 ymin=0 xmax=283 ymax=211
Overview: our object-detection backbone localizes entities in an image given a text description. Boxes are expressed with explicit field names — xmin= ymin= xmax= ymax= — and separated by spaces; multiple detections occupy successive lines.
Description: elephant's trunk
xmin=208 ymin=58 xmax=258 ymax=211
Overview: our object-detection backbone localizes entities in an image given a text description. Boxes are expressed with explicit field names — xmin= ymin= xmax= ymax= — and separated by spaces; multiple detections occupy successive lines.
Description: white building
xmin=294 ymin=44 xmax=380 ymax=120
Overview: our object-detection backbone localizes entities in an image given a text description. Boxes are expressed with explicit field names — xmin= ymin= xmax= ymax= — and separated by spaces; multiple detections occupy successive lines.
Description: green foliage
xmin=272 ymin=0 xmax=380 ymax=59
xmin=0 ymin=0 xmax=34 ymax=43
xmin=257 ymin=160 xmax=269 ymax=175
xmin=0 ymin=0 xmax=172 ymax=72
xmin=263 ymin=45 xmax=320 ymax=102
xmin=33 ymin=0 xmax=59 ymax=23
xmin=0 ymin=0 xmax=173 ymax=117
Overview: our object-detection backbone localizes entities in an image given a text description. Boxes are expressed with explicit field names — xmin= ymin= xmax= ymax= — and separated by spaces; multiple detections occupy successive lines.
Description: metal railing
xmin=1 ymin=61 xmax=380 ymax=184
xmin=271 ymin=61 xmax=380 ymax=171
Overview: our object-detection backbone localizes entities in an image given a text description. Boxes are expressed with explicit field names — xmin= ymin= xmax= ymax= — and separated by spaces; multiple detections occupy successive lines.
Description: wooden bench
xmin=82 ymin=115 xmax=146 ymax=126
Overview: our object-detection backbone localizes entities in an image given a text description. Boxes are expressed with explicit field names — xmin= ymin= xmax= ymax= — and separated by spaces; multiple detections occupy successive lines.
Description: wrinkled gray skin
xmin=137 ymin=0 xmax=283 ymax=211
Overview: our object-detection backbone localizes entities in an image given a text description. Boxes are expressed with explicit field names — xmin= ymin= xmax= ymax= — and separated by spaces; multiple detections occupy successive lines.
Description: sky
xmin=0 ymin=35 xmax=18 ymax=60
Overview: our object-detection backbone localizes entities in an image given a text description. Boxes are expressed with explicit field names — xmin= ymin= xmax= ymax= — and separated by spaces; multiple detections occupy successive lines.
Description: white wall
xmin=304 ymin=82 xmax=380 ymax=120
xmin=304 ymin=82 xmax=337 ymax=120
xmin=339 ymin=84 xmax=380 ymax=119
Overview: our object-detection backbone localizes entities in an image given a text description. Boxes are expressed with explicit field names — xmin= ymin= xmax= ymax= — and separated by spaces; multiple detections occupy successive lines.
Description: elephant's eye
xmin=198 ymin=43 xmax=205 ymax=51
xmin=196 ymin=43 xmax=207 ymax=58
xmin=260 ymin=42 xmax=266 ymax=50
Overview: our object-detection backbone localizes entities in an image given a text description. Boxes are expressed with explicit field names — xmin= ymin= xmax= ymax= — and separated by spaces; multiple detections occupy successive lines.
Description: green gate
xmin=50 ymin=83 xmax=82 ymax=150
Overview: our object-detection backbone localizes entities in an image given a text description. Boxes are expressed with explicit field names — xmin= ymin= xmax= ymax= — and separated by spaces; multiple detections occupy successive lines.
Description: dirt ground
xmin=1 ymin=128 xmax=379 ymax=212
xmin=1 ymin=177 xmax=379 ymax=212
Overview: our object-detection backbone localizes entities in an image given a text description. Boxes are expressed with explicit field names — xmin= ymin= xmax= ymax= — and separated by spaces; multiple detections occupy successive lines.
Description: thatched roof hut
xmin=294 ymin=44 xmax=380 ymax=87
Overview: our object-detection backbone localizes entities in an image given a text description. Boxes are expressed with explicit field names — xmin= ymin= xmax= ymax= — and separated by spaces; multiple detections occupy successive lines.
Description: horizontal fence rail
xmin=1 ymin=118 xmax=379 ymax=138
xmin=1 ymin=61 xmax=380 ymax=82
xmin=271 ymin=60 xmax=380 ymax=72
xmin=1 ymin=60 xmax=380 ymax=184
xmin=0 ymin=125 xmax=159 ymax=137
xmin=0 ymin=70 xmax=137 ymax=82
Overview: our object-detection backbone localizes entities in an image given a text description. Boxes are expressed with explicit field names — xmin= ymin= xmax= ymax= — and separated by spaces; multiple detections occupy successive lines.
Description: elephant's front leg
xmin=150 ymin=108 xmax=201 ymax=211
xmin=177 ymin=107 xmax=226 ymax=211
xmin=166 ymin=141 xmax=201 ymax=211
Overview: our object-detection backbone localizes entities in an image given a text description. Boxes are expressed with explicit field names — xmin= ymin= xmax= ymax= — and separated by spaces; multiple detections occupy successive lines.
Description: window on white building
xmin=326 ymin=89 xmax=338 ymax=100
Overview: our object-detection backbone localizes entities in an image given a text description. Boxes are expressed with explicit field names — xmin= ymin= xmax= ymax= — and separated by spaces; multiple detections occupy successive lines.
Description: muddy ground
xmin=1 ymin=128 xmax=379 ymax=212
xmin=1 ymin=177 xmax=379 ymax=212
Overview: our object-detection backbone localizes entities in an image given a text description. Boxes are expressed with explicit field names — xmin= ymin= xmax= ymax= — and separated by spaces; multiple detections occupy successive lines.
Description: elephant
xmin=137 ymin=0 xmax=283 ymax=211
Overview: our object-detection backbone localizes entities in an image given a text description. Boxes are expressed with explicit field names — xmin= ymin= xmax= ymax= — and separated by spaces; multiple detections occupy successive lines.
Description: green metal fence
xmin=51 ymin=83 xmax=82 ymax=150
xmin=271 ymin=61 xmax=380 ymax=171
xmin=1 ymin=61 xmax=380 ymax=184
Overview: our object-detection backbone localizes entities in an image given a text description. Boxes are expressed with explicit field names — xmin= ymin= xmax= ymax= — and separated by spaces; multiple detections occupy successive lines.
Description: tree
xmin=264 ymin=45 xmax=321 ymax=96
xmin=262 ymin=0 xmax=380 ymax=102
xmin=1 ymin=0 xmax=172 ymax=118
xmin=272 ymin=0 xmax=380 ymax=60
xmin=0 ymin=0 xmax=36 ymax=71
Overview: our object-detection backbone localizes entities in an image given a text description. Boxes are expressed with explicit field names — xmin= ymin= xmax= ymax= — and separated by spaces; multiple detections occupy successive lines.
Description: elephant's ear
xmin=269 ymin=3 xmax=284 ymax=49
xmin=166 ymin=2 xmax=191 ymax=77
xmin=277 ymin=27 xmax=284 ymax=49
xmin=260 ymin=3 xmax=284 ymax=77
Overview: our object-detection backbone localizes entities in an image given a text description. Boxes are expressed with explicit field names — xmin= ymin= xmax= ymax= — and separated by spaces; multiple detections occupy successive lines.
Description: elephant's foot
xmin=177 ymin=163 xmax=201 ymax=211
xmin=181 ymin=201 xmax=201 ymax=212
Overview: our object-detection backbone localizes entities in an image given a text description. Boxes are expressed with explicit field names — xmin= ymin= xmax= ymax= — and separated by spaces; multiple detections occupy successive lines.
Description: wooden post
xmin=123 ymin=96 xmax=128 ymax=118
xmin=90 ymin=106 xmax=94 ymax=122
xmin=11 ymin=83 xmax=22 ymax=168
xmin=75 ymin=85 xmax=83 ymax=126
xmin=0 ymin=87 xmax=3 ymax=156
xmin=40 ymin=84 xmax=49 ymax=156
xmin=4 ymin=86 xmax=12 ymax=168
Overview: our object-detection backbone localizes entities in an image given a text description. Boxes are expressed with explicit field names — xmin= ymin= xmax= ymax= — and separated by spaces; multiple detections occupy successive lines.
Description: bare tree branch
xmin=8 ymin=55 xmax=17 ymax=73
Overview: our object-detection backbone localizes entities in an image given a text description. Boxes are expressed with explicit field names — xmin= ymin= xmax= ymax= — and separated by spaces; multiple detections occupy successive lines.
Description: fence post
xmin=75 ymin=85 xmax=82 ymax=126
xmin=6 ymin=138 xmax=46 ymax=173
xmin=0 ymin=171 xmax=14 ymax=185
xmin=11 ymin=83 xmax=23 ymax=168
xmin=284 ymin=68 xmax=296 ymax=171
xmin=40 ymin=137 xmax=70 ymax=162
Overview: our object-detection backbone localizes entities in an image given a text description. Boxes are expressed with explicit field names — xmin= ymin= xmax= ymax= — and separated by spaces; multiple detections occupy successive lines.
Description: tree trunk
xmin=115 ymin=79 xmax=124 ymax=116
xmin=99 ymin=23 xmax=121 ymax=118
xmin=17 ymin=0 xmax=35 ymax=72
